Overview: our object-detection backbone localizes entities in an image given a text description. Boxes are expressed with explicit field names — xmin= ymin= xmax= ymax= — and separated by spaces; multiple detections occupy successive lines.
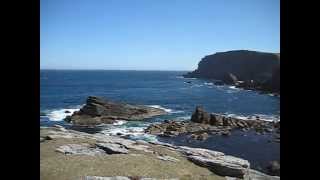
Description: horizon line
xmin=40 ymin=68 xmax=192 ymax=72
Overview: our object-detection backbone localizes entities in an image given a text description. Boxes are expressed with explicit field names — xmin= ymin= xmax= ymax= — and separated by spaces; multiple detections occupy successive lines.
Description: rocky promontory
xmin=183 ymin=50 xmax=280 ymax=94
xmin=65 ymin=96 xmax=167 ymax=126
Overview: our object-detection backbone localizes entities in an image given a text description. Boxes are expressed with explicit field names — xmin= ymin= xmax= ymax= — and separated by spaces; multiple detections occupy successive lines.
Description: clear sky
xmin=41 ymin=0 xmax=280 ymax=70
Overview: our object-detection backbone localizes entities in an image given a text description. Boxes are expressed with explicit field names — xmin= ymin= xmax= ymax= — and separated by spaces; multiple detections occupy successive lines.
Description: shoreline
xmin=40 ymin=95 xmax=280 ymax=179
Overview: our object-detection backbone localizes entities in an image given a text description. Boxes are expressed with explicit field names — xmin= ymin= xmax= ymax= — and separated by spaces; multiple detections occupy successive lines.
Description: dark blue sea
xmin=40 ymin=70 xmax=280 ymax=173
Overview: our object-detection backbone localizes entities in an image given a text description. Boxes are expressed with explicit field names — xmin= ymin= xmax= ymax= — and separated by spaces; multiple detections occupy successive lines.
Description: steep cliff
xmin=184 ymin=50 xmax=280 ymax=93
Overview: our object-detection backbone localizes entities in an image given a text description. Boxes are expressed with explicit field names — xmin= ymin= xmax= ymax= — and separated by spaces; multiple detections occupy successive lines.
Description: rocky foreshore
xmin=65 ymin=96 xmax=167 ymax=126
xmin=145 ymin=106 xmax=280 ymax=142
xmin=40 ymin=125 xmax=279 ymax=180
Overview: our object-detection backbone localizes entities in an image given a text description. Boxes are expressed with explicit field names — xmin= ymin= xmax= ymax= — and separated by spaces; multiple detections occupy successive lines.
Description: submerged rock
xmin=190 ymin=132 xmax=209 ymax=141
xmin=66 ymin=96 xmax=167 ymax=126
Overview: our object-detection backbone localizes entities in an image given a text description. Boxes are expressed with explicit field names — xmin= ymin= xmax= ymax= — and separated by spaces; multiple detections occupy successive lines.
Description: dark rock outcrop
xmin=65 ymin=96 xmax=167 ymax=126
xmin=191 ymin=106 xmax=210 ymax=124
xmin=146 ymin=107 xmax=280 ymax=142
xmin=183 ymin=50 xmax=280 ymax=93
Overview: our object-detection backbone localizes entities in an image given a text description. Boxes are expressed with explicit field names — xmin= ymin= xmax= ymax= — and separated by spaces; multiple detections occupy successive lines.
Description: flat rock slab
xmin=175 ymin=146 xmax=250 ymax=178
xmin=95 ymin=142 xmax=129 ymax=154
xmin=56 ymin=143 xmax=105 ymax=156
xmin=157 ymin=155 xmax=180 ymax=163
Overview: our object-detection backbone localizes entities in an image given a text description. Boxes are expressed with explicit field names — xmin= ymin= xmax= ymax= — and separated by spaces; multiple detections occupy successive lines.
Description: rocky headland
xmin=65 ymin=96 xmax=167 ymax=126
xmin=183 ymin=50 xmax=280 ymax=94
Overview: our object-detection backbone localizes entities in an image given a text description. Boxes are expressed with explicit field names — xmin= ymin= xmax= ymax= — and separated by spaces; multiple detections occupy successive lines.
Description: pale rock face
xmin=55 ymin=143 xmax=105 ymax=156
xmin=43 ymin=126 xmax=279 ymax=179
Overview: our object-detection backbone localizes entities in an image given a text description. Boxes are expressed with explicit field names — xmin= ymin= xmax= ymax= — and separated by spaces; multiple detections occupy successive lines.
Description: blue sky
xmin=41 ymin=0 xmax=280 ymax=70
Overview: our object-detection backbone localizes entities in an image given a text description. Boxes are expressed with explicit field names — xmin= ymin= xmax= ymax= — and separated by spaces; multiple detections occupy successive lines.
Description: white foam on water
xmin=46 ymin=108 xmax=80 ymax=121
xmin=101 ymin=126 xmax=145 ymax=136
xmin=192 ymin=84 xmax=204 ymax=87
xmin=225 ymin=113 xmax=280 ymax=122
xmin=204 ymin=82 xmax=214 ymax=86
xmin=113 ymin=120 xmax=127 ymax=126
xmin=183 ymin=77 xmax=197 ymax=79
xmin=147 ymin=105 xmax=172 ymax=113
xmin=147 ymin=105 xmax=184 ymax=114
xmin=100 ymin=126 xmax=159 ymax=142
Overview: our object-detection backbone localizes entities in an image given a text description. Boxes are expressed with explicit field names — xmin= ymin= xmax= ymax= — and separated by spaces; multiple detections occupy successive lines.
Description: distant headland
xmin=183 ymin=50 xmax=280 ymax=94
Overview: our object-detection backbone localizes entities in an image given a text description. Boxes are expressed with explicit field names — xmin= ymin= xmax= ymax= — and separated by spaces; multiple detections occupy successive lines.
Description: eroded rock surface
xmin=41 ymin=126 xmax=279 ymax=179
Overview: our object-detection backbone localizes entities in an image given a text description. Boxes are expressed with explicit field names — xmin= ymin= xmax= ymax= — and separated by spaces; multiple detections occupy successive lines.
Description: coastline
xmin=40 ymin=71 xmax=280 ymax=179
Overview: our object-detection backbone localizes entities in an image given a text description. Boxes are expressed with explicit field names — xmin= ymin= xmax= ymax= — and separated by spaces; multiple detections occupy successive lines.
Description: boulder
xmin=188 ymin=155 xmax=249 ymax=178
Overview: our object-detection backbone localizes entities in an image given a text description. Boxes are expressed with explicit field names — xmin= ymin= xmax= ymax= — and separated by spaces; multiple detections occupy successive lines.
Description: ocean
xmin=40 ymin=70 xmax=280 ymax=172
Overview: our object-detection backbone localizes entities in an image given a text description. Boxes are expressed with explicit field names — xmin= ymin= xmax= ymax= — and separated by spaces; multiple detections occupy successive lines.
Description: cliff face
xmin=184 ymin=50 xmax=280 ymax=93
